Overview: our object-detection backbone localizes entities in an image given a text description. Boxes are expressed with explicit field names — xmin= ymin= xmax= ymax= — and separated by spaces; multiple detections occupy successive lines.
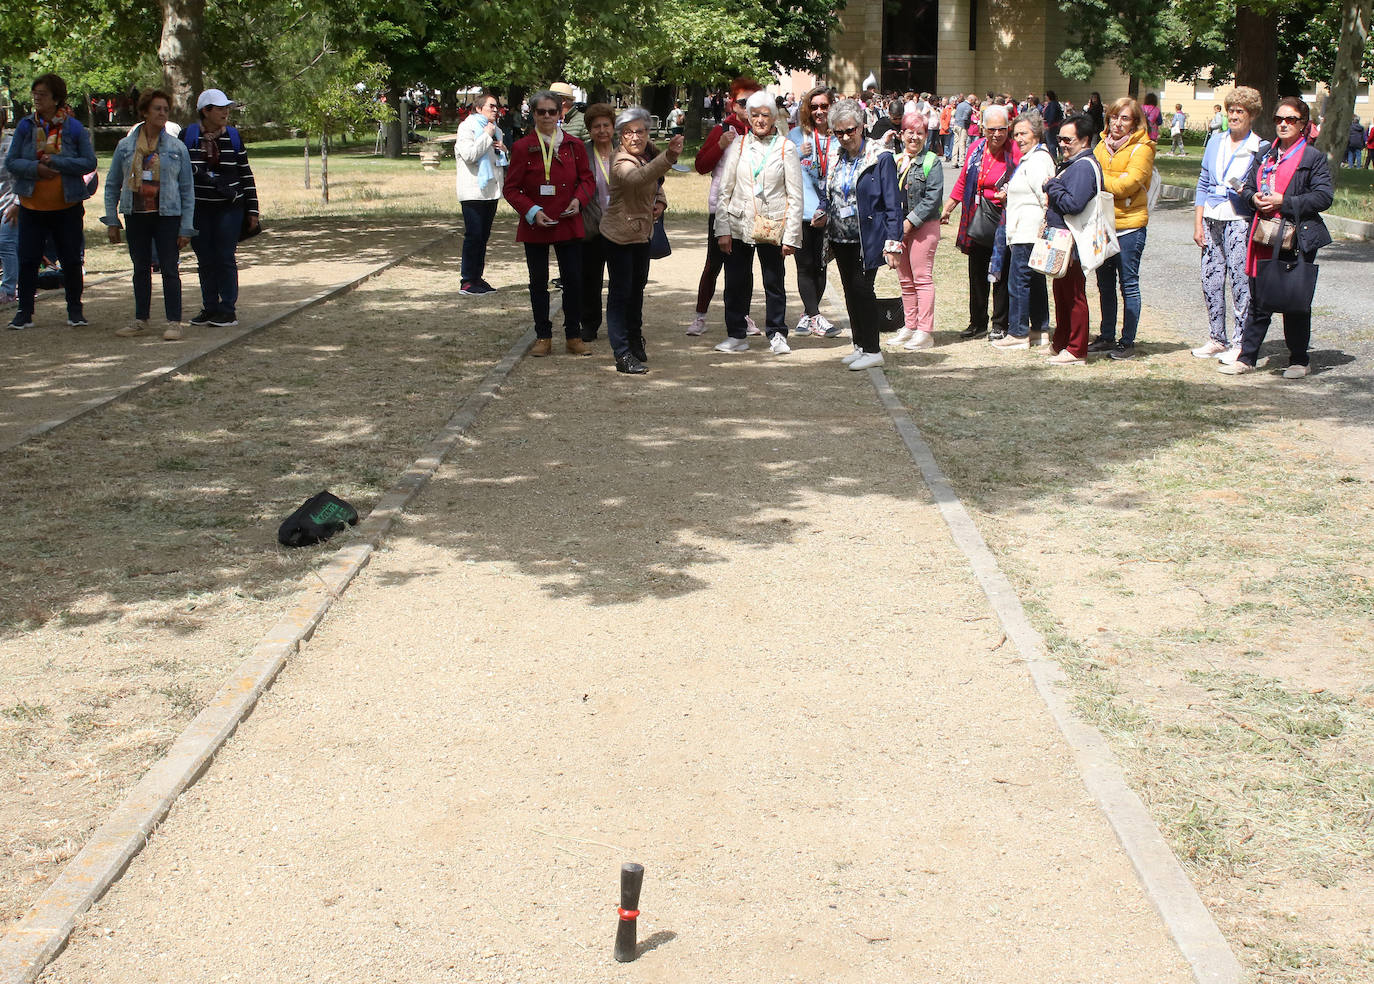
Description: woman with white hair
xmin=598 ymin=106 xmax=685 ymax=375
xmin=808 ymin=98 xmax=902 ymax=371
xmin=713 ymin=89 xmax=803 ymax=355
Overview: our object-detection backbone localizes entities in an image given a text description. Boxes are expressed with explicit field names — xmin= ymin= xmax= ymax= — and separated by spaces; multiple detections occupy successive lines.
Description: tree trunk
xmin=383 ymin=82 xmax=404 ymax=159
xmin=321 ymin=133 xmax=330 ymax=203
xmin=686 ymin=83 xmax=705 ymax=141
xmin=159 ymin=0 xmax=205 ymax=121
xmin=1127 ymin=75 xmax=1139 ymax=100
xmin=303 ymin=134 xmax=310 ymax=189
xmin=1235 ymin=4 xmax=1279 ymax=141
xmin=1316 ymin=0 xmax=1372 ymax=179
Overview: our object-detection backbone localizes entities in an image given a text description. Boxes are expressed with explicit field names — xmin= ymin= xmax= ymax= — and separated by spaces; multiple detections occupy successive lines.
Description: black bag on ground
xmin=277 ymin=491 xmax=359 ymax=547
xmin=876 ymin=296 xmax=904 ymax=331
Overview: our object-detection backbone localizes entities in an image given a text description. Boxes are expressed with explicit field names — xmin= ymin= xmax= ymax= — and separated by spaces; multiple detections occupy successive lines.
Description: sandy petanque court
xmin=21 ymin=236 xmax=1201 ymax=983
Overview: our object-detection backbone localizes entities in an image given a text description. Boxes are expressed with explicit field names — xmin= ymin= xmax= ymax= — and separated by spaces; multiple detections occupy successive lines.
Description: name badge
xmin=540 ymin=184 xmax=556 ymax=196
xmin=838 ymin=205 xmax=856 ymax=218
xmin=142 ymin=170 xmax=154 ymax=182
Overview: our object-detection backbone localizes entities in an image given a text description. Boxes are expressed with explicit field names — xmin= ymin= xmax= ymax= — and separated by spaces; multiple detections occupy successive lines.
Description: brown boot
xmin=530 ymin=338 xmax=552 ymax=357
xmin=566 ymin=338 xmax=593 ymax=356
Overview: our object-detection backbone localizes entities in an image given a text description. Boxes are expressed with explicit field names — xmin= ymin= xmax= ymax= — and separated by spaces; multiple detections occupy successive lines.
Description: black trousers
xmin=966 ymin=243 xmax=1009 ymax=334
xmin=580 ymin=233 xmax=607 ymax=340
xmin=605 ymin=239 xmax=651 ymax=360
xmin=17 ymin=204 xmax=84 ymax=319
xmin=1240 ymin=272 xmax=1313 ymax=367
xmin=125 ymin=212 xmax=182 ymax=322
xmin=832 ymin=241 xmax=880 ymax=353
xmin=524 ymin=240 xmax=582 ymax=339
xmin=723 ymin=240 xmax=787 ymax=339
xmin=793 ymin=223 xmax=828 ymax=318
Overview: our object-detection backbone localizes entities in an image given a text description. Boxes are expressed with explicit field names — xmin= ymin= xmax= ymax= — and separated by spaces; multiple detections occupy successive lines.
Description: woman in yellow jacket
xmin=1088 ymin=97 xmax=1154 ymax=360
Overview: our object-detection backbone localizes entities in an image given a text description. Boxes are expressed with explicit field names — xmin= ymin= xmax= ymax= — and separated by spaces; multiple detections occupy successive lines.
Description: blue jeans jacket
xmin=3 ymin=116 xmax=97 ymax=205
xmin=101 ymin=126 xmax=197 ymax=238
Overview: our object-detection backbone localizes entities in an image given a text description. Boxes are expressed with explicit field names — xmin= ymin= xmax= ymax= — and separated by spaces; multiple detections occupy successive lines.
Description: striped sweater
xmin=183 ymin=125 xmax=259 ymax=215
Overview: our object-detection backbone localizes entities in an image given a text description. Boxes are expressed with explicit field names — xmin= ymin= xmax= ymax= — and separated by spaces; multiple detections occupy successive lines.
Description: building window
xmin=1357 ymin=80 xmax=1370 ymax=104
xmin=1194 ymin=79 xmax=1214 ymax=100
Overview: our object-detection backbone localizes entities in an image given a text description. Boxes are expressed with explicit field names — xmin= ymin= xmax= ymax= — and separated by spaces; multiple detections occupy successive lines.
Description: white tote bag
xmin=1064 ymin=158 xmax=1120 ymax=273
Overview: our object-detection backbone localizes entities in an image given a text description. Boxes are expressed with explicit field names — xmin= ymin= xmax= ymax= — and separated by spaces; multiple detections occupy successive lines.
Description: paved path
xmin=34 ymin=259 xmax=1194 ymax=983
xmin=0 ymin=221 xmax=451 ymax=452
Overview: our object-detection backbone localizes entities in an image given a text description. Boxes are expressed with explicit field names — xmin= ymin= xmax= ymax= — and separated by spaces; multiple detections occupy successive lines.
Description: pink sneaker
xmin=744 ymin=315 xmax=762 ymax=336
xmin=685 ymin=312 xmax=707 ymax=336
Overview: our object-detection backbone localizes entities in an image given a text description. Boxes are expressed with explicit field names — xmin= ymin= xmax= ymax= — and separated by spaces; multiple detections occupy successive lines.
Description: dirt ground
xmin=30 ymin=224 xmax=1191 ymax=983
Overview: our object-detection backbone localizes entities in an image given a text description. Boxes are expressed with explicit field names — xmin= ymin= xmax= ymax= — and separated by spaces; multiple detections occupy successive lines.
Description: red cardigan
xmin=503 ymin=132 xmax=595 ymax=243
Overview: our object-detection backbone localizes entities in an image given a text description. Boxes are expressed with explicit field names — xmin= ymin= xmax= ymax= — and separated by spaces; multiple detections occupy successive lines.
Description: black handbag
xmin=966 ymin=195 xmax=1002 ymax=247
xmin=649 ymin=215 xmax=671 ymax=259
xmin=277 ymin=491 xmax=359 ymax=547
xmin=876 ymin=296 xmax=903 ymax=331
xmin=1251 ymin=218 xmax=1318 ymax=315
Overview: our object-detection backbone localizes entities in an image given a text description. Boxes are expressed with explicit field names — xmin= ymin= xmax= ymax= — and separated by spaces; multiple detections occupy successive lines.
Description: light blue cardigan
xmin=1193 ymin=130 xmax=1268 ymax=213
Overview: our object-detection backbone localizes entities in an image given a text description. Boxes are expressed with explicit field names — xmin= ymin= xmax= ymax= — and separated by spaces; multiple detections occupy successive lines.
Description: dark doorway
xmin=883 ymin=0 xmax=939 ymax=94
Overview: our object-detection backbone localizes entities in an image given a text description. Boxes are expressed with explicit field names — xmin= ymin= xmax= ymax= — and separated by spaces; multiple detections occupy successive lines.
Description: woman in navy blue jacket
xmin=1041 ymin=114 xmax=1100 ymax=365
xmin=4 ymin=73 xmax=97 ymax=330
xmin=810 ymin=99 xmax=902 ymax=371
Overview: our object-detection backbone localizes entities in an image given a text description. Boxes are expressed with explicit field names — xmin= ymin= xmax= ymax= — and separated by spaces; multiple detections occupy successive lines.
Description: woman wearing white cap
xmin=182 ymin=88 xmax=258 ymax=327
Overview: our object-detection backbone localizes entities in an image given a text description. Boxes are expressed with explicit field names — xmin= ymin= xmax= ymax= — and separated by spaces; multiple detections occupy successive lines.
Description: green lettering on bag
xmin=310 ymin=501 xmax=352 ymax=525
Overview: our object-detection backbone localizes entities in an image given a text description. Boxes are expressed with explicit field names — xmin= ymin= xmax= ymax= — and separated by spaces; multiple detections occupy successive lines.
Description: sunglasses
xmin=1057 ymin=136 xmax=1075 ymax=144
xmin=1273 ymin=115 xmax=1304 ymax=125
xmin=810 ymin=103 xmax=830 ymax=111
xmin=534 ymin=107 xmax=559 ymax=116
xmin=833 ymin=125 xmax=861 ymax=137
xmin=985 ymin=126 xmax=1008 ymax=133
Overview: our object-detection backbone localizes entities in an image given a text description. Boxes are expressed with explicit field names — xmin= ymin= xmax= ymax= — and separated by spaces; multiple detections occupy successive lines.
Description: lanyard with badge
xmin=538 ymin=134 xmax=557 ymax=196
xmin=1259 ymin=137 xmax=1305 ymax=196
xmin=141 ymin=150 xmax=157 ymax=184
xmin=749 ymin=136 xmax=780 ymax=195
xmin=815 ymin=133 xmax=830 ymax=179
xmin=837 ymin=153 xmax=861 ymax=218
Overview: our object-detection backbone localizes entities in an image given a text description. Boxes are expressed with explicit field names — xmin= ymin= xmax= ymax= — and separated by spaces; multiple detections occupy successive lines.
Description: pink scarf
xmin=1245 ymin=138 xmax=1307 ymax=276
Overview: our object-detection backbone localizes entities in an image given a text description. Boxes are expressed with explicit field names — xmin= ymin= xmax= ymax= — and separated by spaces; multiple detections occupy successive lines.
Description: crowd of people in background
xmin=0 ymin=69 xmax=1339 ymax=382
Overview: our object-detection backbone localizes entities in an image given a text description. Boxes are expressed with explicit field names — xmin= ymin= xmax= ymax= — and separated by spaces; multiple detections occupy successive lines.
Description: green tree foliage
xmin=280 ymin=49 xmax=393 ymax=201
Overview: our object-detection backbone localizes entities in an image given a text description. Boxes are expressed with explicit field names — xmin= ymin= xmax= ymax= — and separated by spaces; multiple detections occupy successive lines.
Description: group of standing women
xmin=1 ymin=72 xmax=258 ymax=338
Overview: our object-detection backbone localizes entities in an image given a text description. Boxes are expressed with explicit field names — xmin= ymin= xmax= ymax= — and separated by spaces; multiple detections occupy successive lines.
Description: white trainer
xmin=840 ymin=346 xmax=865 ymax=365
xmin=1218 ymin=345 xmax=1242 ymax=366
xmin=685 ymin=312 xmax=707 ymax=336
xmin=714 ymin=337 xmax=749 ymax=353
xmin=793 ymin=315 xmax=813 ymax=336
xmin=1191 ymin=339 xmax=1228 ymax=358
xmin=848 ymin=351 xmax=885 ymax=370
xmin=744 ymin=315 xmax=762 ymax=336
xmin=815 ymin=315 xmax=842 ymax=337
xmin=769 ymin=333 xmax=791 ymax=354
xmin=903 ymin=331 xmax=935 ymax=351
xmin=891 ymin=327 xmax=916 ymax=345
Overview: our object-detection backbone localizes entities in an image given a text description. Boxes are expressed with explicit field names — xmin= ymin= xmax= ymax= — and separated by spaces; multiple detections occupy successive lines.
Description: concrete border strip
xmin=866 ymin=367 xmax=1243 ymax=984
xmin=0 ymin=325 xmax=537 ymax=984
xmin=3 ymin=229 xmax=459 ymax=455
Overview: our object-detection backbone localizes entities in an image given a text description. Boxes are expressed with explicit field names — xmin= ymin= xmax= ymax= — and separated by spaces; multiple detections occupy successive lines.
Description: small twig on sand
xmin=854 ymin=931 xmax=890 ymax=944
xmin=1215 ymin=709 xmax=1318 ymax=763
xmin=532 ymin=827 xmax=627 ymax=854
xmin=992 ymin=777 xmax=1030 ymax=787
xmin=990 ymin=633 xmax=1007 ymax=651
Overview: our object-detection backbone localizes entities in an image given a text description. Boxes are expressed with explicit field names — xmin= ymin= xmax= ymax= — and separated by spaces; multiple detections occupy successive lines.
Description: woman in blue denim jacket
xmin=102 ymin=89 xmax=196 ymax=341
xmin=3 ymin=73 xmax=97 ymax=330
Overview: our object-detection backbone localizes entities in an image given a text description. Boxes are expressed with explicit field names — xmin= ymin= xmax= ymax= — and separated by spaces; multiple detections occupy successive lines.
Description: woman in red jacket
xmin=503 ymin=89 xmax=595 ymax=356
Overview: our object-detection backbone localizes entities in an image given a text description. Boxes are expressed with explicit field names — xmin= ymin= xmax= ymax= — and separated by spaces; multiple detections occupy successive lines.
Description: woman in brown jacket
xmin=600 ymin=106 xmax=684 ymax=374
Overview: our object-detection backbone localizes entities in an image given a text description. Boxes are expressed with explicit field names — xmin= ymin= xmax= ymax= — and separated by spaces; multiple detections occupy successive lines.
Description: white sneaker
xmin=744 ymin=315 xmax=762 ymax=336
xmin=114 ymin=320 xmax=149 ymax=338
xmin=1037 ymin=332 xmax=1051 ymax=347
xmin=769 ymin=333 xmax=791 ymax=354
xmin=1191 ymin=339 xmax=1228 ymax=359
xmin=903 ymin=331 xmax=935 ymax=351
xmin=714 ymin=337 xmax=749 ymax=353
xmin=685 ymin=313 xmax=707 ymax=336
xmin=1218 ymin=345 xmax=1242 ymax=366
xmin=794 ymin=316 xmax=813 ymax=336
xmin=840 ymin=346 xmax=865 ymax=365
xmin=1282 ymin=364 xmax=1310 ymax=378
xmin=815 ymin=316 xmax=842 ymax=338
xmin=891 ymin=327 xmax=916 ymax=345
xmin=848 ymin=351 xmax=885 ymax=371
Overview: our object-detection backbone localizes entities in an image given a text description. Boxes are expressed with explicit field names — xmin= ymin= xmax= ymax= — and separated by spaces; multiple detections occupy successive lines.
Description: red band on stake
xmin=617 ymin=907 xmax=640 ymax=921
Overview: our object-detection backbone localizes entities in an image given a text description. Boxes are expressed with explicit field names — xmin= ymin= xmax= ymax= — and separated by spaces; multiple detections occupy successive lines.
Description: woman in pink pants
xmin=891 ymin=113 xmax=943 ymax=351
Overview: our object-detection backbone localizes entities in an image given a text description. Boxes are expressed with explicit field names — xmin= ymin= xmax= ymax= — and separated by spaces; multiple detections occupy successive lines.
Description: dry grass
xmin=883 ymin=230 xmax=1374 ymax=983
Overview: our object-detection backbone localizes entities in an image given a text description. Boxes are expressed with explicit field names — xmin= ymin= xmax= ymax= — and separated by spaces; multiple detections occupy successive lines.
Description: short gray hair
xmin=1015 ymin=108 xmax=1045 ymax=140
xmin=615 ymin=106 xmax=651 ymax=133
xmin=528 ymin=89 xmax=560 ymax=113
xmin=982 ymin=104 xmax=1009 ymax=128
xmin=744 ymin=89 xmax=779 ymax=121
xmin=830 ymin=98 xmax=864 ymax=132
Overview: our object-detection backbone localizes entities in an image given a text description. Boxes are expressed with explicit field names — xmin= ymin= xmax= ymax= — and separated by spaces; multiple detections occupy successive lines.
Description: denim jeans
xmin=1007 ymin=243 xmax=1049 ymax=338
xmin=460 ymin=199 xmax=498 ymax=283
xmin=17 ymin=204 xmax=84 ymax=319
xmin=1096 ymin=226 xmax=1147 ymax=345
xmin=192 ymin=203 xmax=243 ymax=318
xmin=0 ymin=210 xmax=17 ymax=296
xmin=605 ymin=239 xmax=651 ymax=360
xmin=125 ymin=213 xmax=182 ymax=322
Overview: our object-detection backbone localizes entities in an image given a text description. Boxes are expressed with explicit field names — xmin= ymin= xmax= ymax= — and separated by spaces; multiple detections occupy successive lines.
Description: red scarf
xmin=1246 ymin=138 xmax=1307 ymax=276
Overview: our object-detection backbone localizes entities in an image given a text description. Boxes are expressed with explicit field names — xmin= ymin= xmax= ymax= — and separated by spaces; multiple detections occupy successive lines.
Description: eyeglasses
xmin=809 ymin=103 xmax=830 ymax=111
xmin=1273 ymin=115 xmax=1303 ymax=125
xmin=833 ymin=125 xmax=860 ymax=137
xmin=985 ymin=126 xmax=1008 ymax=133
xmin=533 ymin=107 xmax=559 ymax=116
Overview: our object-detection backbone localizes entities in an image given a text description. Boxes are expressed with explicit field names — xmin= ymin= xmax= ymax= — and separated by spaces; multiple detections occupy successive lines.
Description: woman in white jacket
xmin=455 ymin=93 xmax=506 ymax=295
xmin=997 ymin=110 xmax=1057 ymax=350
xmin=714 ymin=89 xmax=804 ymax=355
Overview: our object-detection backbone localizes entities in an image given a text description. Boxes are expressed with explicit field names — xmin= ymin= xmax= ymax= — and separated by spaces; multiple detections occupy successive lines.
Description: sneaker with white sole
xmin=685 ymin=312 xmax=707 ymax=336
xmin=816 ymin=316 xmax=842 ymax=337
xmin=840 ymin=346 xmax=866 ymax=365
xmin=794 ymin=316 xmax=813 ymax=336
xmin=903 ymin=331 xmax=935 ymax=351
xmin=769 ymin=333 xmax=791 ymax=354
xmin=163 ymin=322 xmax=183 ymax=341
xmin=189 ymin=309 xmax=213 ymax=326
xmin=8 ymin=313 xmax=35 ymax=330
xmin=1218 ymin=360 xmax=1254 ymax=375
xmin=209 ymin=313 xmax=238 ymax=327
xmin=1218 ymin=345 xmax=1242 ymax=366
xmin=115 ymin=320 xmax=149 ymax=337
xmin=67 ymin=313 xmax=88 ymax=327
xmin=1191 ymin=339 xmax=1228 ymax=358
xmin=991 ymin=334 xmax=1029 ymax=350
xmin=714 ymin=337 xmax=749 ymax=353
xmin=744 ymin=315 xmax=762 ymax=336
xmin=848 ymin=351 xmax=884 ymax=370
xmin=1282 ymin=364 xmax=1310 ymax=379
xmin=891 ymin=327 xmax=916 ymax=346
